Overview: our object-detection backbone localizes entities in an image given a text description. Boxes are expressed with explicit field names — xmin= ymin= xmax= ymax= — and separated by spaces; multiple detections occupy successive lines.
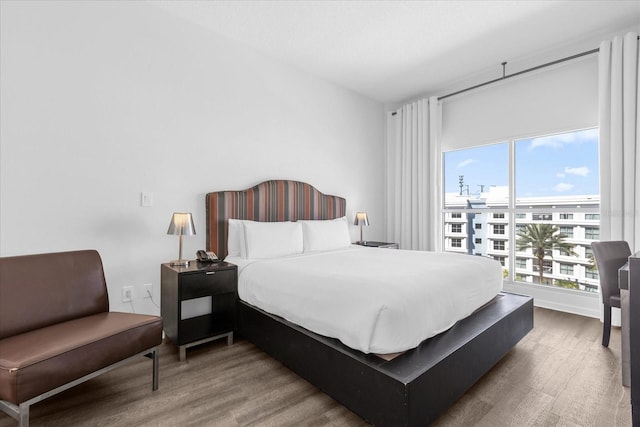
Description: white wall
xmin=0 ymin=1 xmax=385 ymax=313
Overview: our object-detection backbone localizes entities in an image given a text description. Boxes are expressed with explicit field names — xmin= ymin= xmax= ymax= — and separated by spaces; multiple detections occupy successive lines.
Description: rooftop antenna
xmin=459 ymin=175 xmax=464 ymax=196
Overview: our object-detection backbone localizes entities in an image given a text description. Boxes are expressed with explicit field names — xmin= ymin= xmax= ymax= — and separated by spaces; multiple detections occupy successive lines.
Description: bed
xmin=206 ymin=180 xmax=533 ymax=426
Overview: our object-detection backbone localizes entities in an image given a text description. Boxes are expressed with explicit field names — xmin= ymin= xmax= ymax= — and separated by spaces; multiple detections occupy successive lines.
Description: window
xmin=451 ymin=212 xmax=462 ymax=218
xmin=443 ymin=128 xmax=599 ymax=293
xmin=586 ymin=269 xmax=599 ymax=279
xmin=451 ymin=223 xmax=462 ymax=233
xmin=559 ymin=226 xmax=574 ymax=238
xmin=585 ymin=227 xmax=600 ymax=240
xmin=532 ymin=213 xmax=553 ymax=221
xmin=560 ymin=264 xmax=574 ymax=275
xmin=585 ymin=247 xmax=594 ymax=259
xmin=451 ymin=238 xmax=462 ymax=248
xmin=558 ymin=248 xmax=572 ymax=256
xmin=533 ymin=260 xmax=553 ymax=273
xmin=444 ymin=143 xmax=509 ymax=210
xmin=493 ymin=256 xmax=506 ymax=266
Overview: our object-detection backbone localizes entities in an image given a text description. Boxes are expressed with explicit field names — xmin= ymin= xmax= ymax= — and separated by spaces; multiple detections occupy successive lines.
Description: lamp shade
xmin=167 ymin=212 xmax=196 ymax=236
xmin=354 ymin=212 xmax=370 ymax=226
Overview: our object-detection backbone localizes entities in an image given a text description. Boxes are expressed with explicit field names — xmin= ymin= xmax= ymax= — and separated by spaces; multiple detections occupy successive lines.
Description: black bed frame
xmin=207 ymin=180 xmax=534 ymax=426
xmin=237 ymin=292 xmax=533 ymax=426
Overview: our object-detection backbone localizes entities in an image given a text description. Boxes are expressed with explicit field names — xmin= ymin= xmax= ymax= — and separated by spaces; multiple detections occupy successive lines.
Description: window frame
xmin=559 ymin=226 xmax=574 ymax=238
xmin=559 ymin=263 xmax=574 ymax=275
xmin=441 ymin=127 xmax=600 ymax=295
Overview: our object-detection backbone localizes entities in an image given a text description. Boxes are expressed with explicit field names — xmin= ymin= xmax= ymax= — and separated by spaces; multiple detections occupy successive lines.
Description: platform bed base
xmin=238 ymin=292 xmax=533 ymax=426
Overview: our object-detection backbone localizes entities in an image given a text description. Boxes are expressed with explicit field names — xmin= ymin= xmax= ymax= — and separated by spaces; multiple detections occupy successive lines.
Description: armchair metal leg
xmin=602 ymin=303 xmax=612 ymax=347
xmin=18 ymin=404 xmax=29 ymax=427
xmin=152 ymin=349 xmax=159 ymax=391
xmin=144 ymin=349 xmax=159 ymax=391
xmin=0 ymin=400 xmax=30 ymax=427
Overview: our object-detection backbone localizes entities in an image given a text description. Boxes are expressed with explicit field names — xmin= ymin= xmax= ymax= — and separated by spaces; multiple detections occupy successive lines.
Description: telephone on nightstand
xmin=196 ymin=250 xmax=219 ymax=263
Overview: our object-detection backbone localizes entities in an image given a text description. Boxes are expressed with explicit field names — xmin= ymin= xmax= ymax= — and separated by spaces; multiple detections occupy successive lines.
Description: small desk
xmin=628 ymin=251 xmax=640 ymax=425
xmin=619 ymin=262 xmax=630 ymax=387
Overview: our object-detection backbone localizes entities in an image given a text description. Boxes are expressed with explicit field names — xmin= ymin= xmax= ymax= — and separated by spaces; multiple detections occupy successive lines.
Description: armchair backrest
xmin=591 ymin=241 xmax=631 ymax=303
xmin=0 ymin=250 xmax=109 ymax=339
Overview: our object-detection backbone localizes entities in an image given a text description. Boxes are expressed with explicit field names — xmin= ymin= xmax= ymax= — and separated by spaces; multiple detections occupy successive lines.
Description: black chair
xmin=591 ymin=241 xmax=631 ymax=347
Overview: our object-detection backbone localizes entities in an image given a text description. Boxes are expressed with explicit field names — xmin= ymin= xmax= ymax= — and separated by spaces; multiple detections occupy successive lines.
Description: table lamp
xmin=167 ymin=212 xmax=196 ymax=266
xmin=354 ymin=212 xmax=370 ymax=244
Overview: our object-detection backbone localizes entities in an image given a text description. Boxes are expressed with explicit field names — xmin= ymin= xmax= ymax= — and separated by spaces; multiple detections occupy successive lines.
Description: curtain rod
xmin=437 ymin=48 xmax=599 ymax=101
xmin=437 ymin=35 xmax=639 ymax=101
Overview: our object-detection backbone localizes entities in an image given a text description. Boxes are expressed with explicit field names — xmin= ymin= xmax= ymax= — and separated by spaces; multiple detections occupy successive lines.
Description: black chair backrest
xmin=591 ymin=241 xmax=631 ymax=303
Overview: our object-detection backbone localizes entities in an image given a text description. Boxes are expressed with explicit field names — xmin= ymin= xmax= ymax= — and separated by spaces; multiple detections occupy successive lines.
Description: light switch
xmin=141 ymin=192 xmax=153 ymax=207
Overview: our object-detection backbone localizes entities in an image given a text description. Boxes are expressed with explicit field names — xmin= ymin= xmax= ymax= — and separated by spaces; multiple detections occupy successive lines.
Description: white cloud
xmin=564 ymin=166 xmax=589 ymax=177
xmin=529 ymin=136 xmax=565 ymax=150
xmin=579 ymin=128 xmax=599 ymax=140
xmin=553 ymin=183 xmax=574 ymax=192
xmin=528 ymin=128 xmax=598 ymax=151
xmin=457 ymin=158 xmax=475 ymax=168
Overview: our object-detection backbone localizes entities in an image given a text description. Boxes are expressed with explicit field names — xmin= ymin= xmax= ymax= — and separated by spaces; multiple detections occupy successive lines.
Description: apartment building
xmin=444 ymin=186 xmax=600 ymax=292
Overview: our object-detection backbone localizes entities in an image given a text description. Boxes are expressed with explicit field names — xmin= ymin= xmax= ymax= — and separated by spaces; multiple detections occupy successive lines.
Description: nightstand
xmin=161 ymin=261 xmax=237 ymax=361
xmin=355 ymin=241 xmax=399 ymax=249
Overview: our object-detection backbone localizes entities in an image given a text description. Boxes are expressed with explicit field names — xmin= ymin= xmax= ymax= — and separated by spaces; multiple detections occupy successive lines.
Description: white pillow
xmin=299 ymin=217 xmax=351 ymax=252
xmin=242 ymin=220 xmax=304 ymax=259
xmin=227 ymin=219 xmax=245 ymax=257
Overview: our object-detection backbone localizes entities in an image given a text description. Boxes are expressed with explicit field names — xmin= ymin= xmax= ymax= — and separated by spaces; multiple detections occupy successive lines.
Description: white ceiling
xmin=150 ymin=1 xmax=640 ymax=104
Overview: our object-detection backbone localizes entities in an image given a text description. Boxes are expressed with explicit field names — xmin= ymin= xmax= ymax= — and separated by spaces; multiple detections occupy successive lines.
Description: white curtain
xmin=599 ymin=32 xmax=640 ymax=250
xmin=386 ymin=97 xmax=441 ymax=251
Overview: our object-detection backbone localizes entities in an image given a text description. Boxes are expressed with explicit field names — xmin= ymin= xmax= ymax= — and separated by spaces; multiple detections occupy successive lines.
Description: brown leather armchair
xmin=0 ymin=250 xmax=163 ymax=426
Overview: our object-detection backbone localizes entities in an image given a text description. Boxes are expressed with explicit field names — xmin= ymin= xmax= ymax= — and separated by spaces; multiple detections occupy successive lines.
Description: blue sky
xmin=444 ymin=128 xmax=599 ymax=197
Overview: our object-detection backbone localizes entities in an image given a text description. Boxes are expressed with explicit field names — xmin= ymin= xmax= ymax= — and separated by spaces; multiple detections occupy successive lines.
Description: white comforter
xmin=228 ymin=246 xmax=503 ymax=354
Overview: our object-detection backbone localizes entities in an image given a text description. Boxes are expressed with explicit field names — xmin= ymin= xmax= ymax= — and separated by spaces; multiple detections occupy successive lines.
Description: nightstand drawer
xmin=181 ymin=269 xmax=236 ymax=299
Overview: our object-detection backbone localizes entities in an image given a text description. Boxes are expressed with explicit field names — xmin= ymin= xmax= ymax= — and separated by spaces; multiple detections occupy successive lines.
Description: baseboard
xmin=503 ymin=281 xmax=601 ymax=319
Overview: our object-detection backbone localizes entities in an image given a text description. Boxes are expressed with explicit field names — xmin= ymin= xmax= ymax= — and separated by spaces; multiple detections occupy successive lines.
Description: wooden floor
xmin=0 ymin=307 xmax=632 ymax=426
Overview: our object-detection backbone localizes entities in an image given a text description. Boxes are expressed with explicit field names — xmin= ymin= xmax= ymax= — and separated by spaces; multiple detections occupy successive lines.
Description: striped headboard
xmin=206 ymin=180 xmax=346 ymax=259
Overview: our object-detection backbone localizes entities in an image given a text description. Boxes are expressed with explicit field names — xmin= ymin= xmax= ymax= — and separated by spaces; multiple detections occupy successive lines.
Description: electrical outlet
xmin=143 ymin=283 xmax=153 ymax=299
xmin=122 ymin=286 xmax=133 ymax=303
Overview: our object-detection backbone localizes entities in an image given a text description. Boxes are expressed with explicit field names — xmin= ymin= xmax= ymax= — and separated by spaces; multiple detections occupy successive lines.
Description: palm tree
xmin=516 ymin=223 xmax=577 ymax=285
xmin=584 ymin=251 xmax=599 ymax=280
